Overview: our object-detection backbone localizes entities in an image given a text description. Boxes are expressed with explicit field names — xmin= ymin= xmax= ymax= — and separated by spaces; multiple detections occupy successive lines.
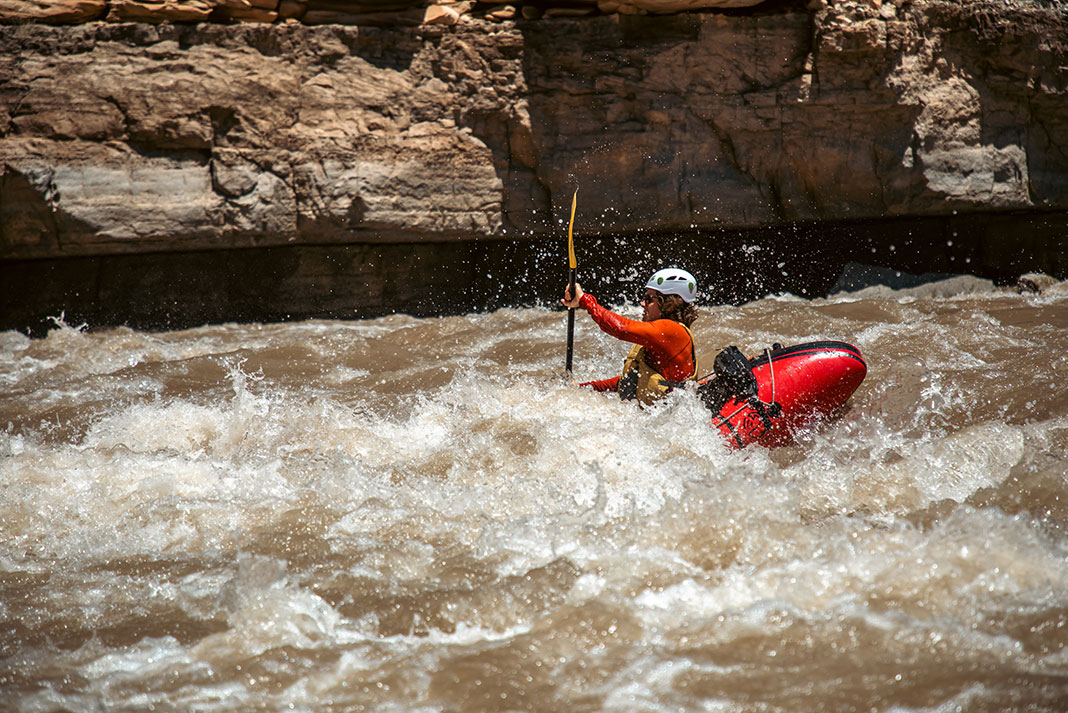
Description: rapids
xmin=2 ymin=275 xmax=1067 ymax=712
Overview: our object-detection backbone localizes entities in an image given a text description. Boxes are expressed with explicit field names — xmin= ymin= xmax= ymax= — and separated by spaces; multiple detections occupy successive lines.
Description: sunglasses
xmin=639 ymin=291 xmax=663 ymax=305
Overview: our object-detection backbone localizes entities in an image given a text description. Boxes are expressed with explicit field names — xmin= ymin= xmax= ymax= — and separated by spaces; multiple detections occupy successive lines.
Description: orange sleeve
xmin=578 ymin=293 xmax=695 ymax=382
xmin=579 ymin=376 xmax=621 ymax=392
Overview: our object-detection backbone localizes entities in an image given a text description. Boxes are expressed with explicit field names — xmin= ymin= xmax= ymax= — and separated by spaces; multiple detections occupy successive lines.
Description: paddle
xmin=565 ymin=189 xmax=578 ymax=374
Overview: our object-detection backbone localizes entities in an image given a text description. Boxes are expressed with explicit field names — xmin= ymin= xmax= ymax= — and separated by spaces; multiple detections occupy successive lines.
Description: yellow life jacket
xmin=617 ymin=324 xmax=698 ymax=406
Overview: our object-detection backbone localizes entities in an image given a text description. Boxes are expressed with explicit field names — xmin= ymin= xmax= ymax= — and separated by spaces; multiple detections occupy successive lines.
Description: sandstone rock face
xmin=0 ymin=0 xmax=106 ymax=23
xmin=0 ymin=0 xmax=765 ymax=26
xmin=1 ymin=0 xmax=1066 ymax=260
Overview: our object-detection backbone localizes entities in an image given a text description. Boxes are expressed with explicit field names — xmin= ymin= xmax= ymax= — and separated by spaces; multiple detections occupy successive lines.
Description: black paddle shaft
xmin=565 ymin=267 xmax=576 ymax=372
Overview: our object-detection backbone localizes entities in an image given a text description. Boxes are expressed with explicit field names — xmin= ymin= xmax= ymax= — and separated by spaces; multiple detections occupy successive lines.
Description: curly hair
xmin=658 ymin=294 xmax=698 ymax=328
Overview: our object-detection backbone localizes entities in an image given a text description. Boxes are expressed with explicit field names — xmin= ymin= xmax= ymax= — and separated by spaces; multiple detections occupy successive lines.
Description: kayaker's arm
xmin=579 ymin=376 xmax=620 ymax=392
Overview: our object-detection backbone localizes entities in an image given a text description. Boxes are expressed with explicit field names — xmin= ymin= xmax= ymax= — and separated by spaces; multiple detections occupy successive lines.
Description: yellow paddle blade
xmin=567 ymin=190 xmax=578 ymax=269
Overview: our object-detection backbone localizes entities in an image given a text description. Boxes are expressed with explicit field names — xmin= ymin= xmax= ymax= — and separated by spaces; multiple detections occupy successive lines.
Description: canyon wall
xmin=1 ymin=0 xmax=1066 ymax=329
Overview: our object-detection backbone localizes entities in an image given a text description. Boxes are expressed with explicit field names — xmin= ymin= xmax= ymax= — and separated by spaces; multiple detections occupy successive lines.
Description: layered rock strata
xmin=1 ymin=0 xmax=1066 ymax=263
xmin=0 ymin=0 xmax=1066 ymax=332
xmin=0 ymin=0 xmax=765 ymax=26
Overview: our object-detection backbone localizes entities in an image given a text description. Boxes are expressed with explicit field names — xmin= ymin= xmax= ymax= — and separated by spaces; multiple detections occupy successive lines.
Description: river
xmin=2 ymin=274 xmax=1067 ymax=712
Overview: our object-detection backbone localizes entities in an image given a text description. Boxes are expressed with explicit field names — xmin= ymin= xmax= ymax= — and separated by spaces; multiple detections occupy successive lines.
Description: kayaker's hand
xmin=561 ymin=283 xmax=584 ymax=309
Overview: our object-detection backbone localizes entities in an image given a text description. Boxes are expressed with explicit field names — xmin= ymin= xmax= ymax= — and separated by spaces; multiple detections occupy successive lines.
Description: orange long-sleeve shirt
xmin=577 ymin=293 xmax=696 ymax=392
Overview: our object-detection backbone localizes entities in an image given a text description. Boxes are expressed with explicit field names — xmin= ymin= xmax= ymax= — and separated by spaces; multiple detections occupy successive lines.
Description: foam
xmin=4 ymin=294 xmax=1067 ymax=712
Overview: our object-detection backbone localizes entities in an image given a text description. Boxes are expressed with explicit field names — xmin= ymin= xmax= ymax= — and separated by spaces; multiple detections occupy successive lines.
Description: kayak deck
xmin=699 ymin=341 xmax=867 ymax=449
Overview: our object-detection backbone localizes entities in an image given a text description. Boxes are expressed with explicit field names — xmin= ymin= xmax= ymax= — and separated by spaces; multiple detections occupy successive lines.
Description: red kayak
xmin=697 ymin=341 xmax=867 ymax=449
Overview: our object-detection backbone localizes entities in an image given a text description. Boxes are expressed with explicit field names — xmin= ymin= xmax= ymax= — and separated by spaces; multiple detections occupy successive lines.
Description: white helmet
xmin=646 ymin=268 xmax=697 ymax=303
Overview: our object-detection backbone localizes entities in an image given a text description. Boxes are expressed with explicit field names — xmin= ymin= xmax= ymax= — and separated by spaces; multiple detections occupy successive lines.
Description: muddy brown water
xmin=2 ymin=276 xmax=1067 ymax=712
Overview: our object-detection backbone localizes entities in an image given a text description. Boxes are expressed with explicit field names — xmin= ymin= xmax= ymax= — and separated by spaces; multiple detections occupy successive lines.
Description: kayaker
xmin=561 ymin=268 xmax=699 ymax=405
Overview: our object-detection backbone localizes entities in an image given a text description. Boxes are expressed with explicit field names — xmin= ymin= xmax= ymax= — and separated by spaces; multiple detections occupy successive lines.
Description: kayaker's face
xmin=640 ymin=290 xmax=663 ymax=321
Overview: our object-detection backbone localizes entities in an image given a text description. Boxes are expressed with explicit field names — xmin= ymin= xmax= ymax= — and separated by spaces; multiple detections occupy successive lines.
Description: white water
xmin=2 ymin=278 xmax=1068 ymax=712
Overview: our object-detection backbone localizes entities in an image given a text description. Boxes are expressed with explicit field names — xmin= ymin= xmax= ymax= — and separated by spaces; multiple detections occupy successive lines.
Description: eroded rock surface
xmin=0 ymin=0 xmax=766 ymax=26
xmin=1 ymin=0 xmax=1066 ymax=259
